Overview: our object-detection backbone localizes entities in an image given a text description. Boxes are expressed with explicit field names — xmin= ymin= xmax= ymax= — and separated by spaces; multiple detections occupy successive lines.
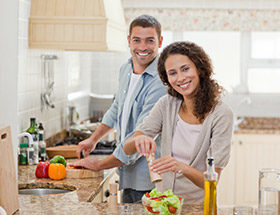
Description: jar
xmin=19 ymin=142 xmax=28 ymax=165
xmin=258 ymin=168 xmax=280 ymax=215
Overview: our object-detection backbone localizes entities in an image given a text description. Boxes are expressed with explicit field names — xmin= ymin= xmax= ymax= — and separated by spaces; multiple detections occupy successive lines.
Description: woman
xmin=123 ymin=41 xmax=233 ymax=204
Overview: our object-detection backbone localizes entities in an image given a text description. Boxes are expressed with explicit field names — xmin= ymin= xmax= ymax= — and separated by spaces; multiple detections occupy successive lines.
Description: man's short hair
xmin=129 ymin=14 xmax=161 ymax=39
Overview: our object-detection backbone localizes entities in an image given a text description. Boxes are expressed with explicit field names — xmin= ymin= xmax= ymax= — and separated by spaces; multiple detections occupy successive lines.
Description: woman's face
xmin=165 ymin=54 xmax=200 ymax=98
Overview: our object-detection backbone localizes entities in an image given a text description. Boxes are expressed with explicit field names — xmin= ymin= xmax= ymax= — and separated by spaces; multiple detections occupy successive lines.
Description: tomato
xmin=150 ymin=197 xmax=162 ymax=201
xmin=146 ymin=192 xmax=150 ymax=197
xmin=168 ymin=206 xmax=177 ymax=214
xmin=179 ymin=197 xmax=182 ymax=201
xmin=146 ymin=206 xmax=160 ymax=214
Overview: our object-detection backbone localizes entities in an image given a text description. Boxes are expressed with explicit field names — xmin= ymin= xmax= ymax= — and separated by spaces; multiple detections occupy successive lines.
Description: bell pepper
xmin=48 ymin=163 xmax=66 ymax=180
xmin=35 ymin=161 xmax=50 ymax=178
xmin=49 ymin=155 xmax=67 ymax=167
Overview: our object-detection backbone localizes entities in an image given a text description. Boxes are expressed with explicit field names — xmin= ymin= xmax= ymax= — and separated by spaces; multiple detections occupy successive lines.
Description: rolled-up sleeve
xmin=136 ymin=95 xmax=165 ymax=138
xmin=102 ymin=96 xmax=119 ymax=128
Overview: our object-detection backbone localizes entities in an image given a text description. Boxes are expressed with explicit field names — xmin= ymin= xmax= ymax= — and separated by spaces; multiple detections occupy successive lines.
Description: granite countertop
xmin=17 ymin=161 xmax=204 ymax=214
xmin=235 ymin=117 xmax=280 ymax=134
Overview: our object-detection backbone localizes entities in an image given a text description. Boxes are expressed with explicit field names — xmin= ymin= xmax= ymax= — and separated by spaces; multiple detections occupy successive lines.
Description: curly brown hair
xmin=158 ymin=41 xmax=224 ymax=122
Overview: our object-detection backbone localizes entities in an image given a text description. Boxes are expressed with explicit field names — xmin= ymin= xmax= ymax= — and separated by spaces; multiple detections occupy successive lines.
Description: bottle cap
xmin=20 ymin=142 xmax=28 ymax=148
xmin=207 ymin=157 xmax=214 ymax=166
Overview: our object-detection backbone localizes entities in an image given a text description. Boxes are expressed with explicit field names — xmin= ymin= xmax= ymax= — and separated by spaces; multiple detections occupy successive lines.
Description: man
xmin=69 ymin=15 xmax=166 ymax=203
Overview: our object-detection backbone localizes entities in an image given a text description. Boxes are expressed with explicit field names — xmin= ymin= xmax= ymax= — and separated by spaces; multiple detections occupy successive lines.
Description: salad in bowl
xmin=142 ymin=188 xmax=183 ymax=214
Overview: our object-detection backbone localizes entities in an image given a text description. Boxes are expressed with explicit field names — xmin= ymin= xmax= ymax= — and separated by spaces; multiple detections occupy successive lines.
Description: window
xmin=246 ymin=32 xmax=280 ymax=93
xmin=159 ymin=31 xmax=173 ymax=53
xmin=251 ymin=32 xmax=280 ymax=59
xmin=183 ymin=32 xmax=240 ymax=92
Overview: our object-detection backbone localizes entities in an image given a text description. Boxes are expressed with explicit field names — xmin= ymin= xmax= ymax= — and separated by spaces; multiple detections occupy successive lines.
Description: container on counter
xmin=27 ymin=145 xmax=34 ymax=165
xmin=38 ymin=123 xmax=47 ymax=161
xmin=19 ymin=142 xmax=28 ymax=165
xmin=26 ymin=118 xmax=39 ymax=164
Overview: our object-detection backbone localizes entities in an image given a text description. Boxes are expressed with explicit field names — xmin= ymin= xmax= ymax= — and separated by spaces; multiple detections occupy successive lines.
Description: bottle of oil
xmin=26 ymin=118 xmax=39 ymax=164
xmin=203 ymin=157 xmax=218 ymax=215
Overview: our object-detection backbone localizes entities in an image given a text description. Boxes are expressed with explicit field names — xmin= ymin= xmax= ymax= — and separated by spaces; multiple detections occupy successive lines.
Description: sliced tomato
xmin=157 ymin=195 xmax=167 ymax=198
xmin=179 ymin=197 xmax=182 ymax=201
xmin=146 ymin=206 xmax=160 ymax=214
xmin=150 ymin=197 xmax=162 ymax=200
xmin=168 ymin=206 xmax=177 ymax=214
xmin=146 ymin=192 xmax=150 ymax=197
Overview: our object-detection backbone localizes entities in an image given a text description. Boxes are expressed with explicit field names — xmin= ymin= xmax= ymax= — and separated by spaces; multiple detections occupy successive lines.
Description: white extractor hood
xmin=29 ymin=0 xmax=127 ymax=51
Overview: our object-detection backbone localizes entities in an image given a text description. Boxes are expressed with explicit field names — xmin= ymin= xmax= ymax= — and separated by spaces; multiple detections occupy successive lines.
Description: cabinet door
xmin=234 ymin=134 xmax=280 ymax=205
xmin=218 ymin=141 xmax=236 ymax=205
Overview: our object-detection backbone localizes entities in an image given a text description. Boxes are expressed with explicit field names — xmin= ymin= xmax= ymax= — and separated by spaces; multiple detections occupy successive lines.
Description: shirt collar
xmin=128 ymin=56 xmax=159 ymax=77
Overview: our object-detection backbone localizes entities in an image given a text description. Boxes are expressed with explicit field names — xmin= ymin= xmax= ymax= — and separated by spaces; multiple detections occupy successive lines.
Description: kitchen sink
xmin=19 ymin=188 xmax=73 ymax=195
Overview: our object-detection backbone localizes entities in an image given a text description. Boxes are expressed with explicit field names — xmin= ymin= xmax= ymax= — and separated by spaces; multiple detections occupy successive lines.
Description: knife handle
xmin=80 ymin=150 xmax=84 ymax=159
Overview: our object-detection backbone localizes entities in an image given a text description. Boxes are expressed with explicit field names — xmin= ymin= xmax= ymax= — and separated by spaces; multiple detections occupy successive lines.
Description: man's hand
xmin=68 ymin=156 xmax=101 ymax=171
xmin=76 ymin=123 xmax=113 ymax=159
xmin=77 ymin=137 xmax=96 ymax=159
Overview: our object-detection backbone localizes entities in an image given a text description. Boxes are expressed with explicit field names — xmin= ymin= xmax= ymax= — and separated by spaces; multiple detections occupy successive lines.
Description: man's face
xmin=128 ymin=26 xmax=163 ymax=69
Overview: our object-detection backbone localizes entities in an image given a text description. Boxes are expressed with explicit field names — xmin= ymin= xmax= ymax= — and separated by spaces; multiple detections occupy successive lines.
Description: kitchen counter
xmin=17 ymin=162 xmax=204 ymax=214
xmin=235 ymin=117 xmax=280 ymax=134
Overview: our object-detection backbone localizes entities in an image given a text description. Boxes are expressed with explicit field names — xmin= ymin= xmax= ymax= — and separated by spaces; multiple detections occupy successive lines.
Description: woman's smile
xmin=178 ymin=80 xmax=192 ymax=89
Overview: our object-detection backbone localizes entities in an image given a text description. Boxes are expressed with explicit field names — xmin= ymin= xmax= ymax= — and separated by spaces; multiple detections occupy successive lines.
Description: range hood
xmin=29 ymin=0 xmax=127 ymax=51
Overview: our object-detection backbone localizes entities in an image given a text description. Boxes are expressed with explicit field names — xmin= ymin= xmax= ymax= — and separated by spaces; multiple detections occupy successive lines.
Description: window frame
xmin=241 ymin=31 xmax=280 ymax=94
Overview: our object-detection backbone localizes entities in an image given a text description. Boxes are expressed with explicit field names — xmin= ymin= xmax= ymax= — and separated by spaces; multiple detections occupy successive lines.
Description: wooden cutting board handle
xmin=146 ymin=155 xmax=162 ymax=184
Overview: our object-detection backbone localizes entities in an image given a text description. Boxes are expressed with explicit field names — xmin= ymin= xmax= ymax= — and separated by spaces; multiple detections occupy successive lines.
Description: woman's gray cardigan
xmin=136 ymin=94 xmax=234 ymax=204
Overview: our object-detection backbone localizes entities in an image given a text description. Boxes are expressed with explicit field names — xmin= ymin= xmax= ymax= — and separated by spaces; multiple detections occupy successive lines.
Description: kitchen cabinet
xmin=218 ymin=133 xmax=280 ymax=206
xmin=93 ymin=169 xmax=120 ymax=203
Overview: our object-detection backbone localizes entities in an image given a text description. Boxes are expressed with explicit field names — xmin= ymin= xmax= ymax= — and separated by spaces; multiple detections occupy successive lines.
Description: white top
xmin=121 ymin=72 xmax=141 ymax=142
xmin=171 ymin=114 xmax=202 ymax=165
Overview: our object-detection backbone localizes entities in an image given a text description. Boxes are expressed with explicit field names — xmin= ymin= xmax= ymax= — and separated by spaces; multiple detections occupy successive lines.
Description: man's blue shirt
xmin=102 ymin=57 xmax=166 ymax=190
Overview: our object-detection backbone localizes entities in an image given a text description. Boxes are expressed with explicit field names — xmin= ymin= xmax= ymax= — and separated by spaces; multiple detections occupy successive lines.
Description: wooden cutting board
xmin=66 ymin=167 xmax=103 ymax=178
xmin=0 ymin=126 xmax=19 ymax=214
xmin=46 ymin=145 xmax=78 ymax=159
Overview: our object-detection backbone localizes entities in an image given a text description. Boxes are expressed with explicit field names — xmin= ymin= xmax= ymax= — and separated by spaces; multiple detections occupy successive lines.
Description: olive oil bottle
xmin=203 ymin=157 xmax=218 ymax=215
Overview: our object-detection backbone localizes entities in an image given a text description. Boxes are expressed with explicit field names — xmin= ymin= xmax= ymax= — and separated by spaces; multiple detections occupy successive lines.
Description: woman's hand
xmin=134 ymin=135 xmax=157 ymax=157
xmin=150 ymin=155 xmax=186 ymax=174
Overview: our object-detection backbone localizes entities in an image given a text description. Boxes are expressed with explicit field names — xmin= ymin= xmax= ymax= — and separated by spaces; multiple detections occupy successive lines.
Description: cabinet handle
xmin=239 ymin=141 xmax=243 ymax=145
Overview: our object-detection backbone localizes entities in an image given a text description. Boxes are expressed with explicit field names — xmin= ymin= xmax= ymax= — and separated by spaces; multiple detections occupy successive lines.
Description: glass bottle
xmin=26 ymin=118 xmax=39 ymax=164
xmin=203 ymin=157 xmax=218 ymax=215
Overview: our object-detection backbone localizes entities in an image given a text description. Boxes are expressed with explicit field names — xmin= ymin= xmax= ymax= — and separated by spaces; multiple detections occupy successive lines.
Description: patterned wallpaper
xmin=124 ymin=8 xmax=280 ymax=31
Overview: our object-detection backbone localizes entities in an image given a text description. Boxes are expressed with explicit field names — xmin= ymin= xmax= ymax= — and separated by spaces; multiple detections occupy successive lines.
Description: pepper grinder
xmin=147 ymin=155 xmax=162 ymax=184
